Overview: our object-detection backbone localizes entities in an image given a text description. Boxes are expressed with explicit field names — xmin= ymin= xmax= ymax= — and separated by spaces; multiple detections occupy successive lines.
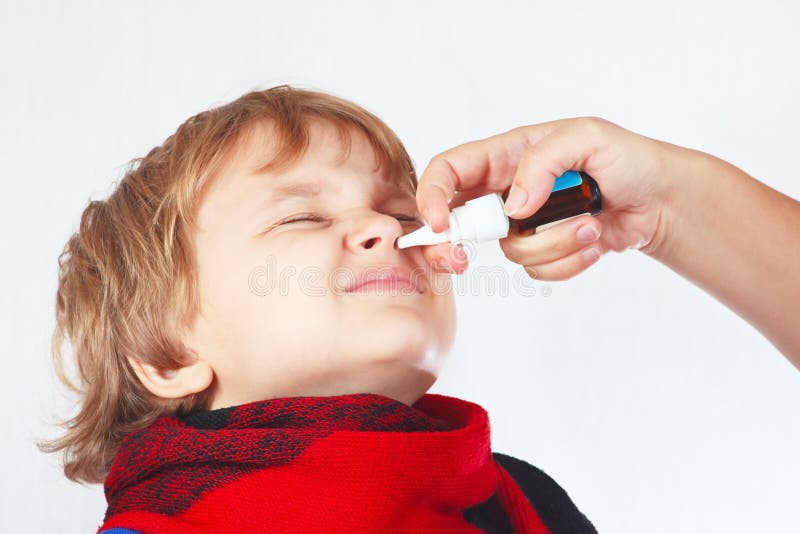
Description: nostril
xmin=363 ymin=237 xmax=379 ymax=249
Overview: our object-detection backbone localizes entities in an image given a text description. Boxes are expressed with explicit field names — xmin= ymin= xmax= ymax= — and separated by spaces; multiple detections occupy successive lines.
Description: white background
xmin=2 ymin=1 xmax=799 ymax=532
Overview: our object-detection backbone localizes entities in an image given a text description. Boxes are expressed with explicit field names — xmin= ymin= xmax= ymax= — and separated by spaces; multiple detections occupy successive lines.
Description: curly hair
xmin=36 ymin=85 xmax=417 ymax=484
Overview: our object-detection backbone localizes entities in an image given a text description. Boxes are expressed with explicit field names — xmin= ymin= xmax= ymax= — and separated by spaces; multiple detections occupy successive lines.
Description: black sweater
xmin=464 ymin=452 xmax=597 ymax=533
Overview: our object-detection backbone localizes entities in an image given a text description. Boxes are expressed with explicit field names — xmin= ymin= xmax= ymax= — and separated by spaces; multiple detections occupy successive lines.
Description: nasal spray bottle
xmin=396 ymin=170 xmax=602 ymax=249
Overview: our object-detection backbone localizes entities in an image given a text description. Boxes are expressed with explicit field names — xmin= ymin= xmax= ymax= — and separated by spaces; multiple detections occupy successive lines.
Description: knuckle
xmin=535 ymin=229 xmax=568 ymax=256
xmin=430 ymin=153 xmax=450 ymax=168
xmin=524 ymin=266 xmax=539 ymax=279
xmin=500 ymin=244 xmax=521 ymax=263
xmin=547 ymin=235 xmax=570 ymax=256
xmin=519 ymin=146 xmax=542 ymax=167
xmin=498 ymin=237 xmax=513 ymax=253
xmin=422 ymin=155 xmax=452 ymax=181
xmin=500 ymin=238 xmax=526 ymax=263
xmin=579 ymin=116 xmax=609 ymax=137
xmin=428 ymin=180 xmax=452 ymax=200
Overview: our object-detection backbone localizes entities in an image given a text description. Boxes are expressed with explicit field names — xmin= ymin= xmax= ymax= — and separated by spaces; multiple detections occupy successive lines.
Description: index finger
xmin=416 ymin=120 xmax=565 ymax=233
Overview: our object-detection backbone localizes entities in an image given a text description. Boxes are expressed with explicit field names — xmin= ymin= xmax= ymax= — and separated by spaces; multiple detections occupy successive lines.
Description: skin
xmin=415 ymin=116 xmax=800 ymax=369
xmin=129 ymin=121 xmax=457 ymax=408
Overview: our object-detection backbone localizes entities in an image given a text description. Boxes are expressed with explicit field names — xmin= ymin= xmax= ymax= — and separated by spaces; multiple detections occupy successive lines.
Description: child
xmin=39 ymin=85 xmax=596 ymax=533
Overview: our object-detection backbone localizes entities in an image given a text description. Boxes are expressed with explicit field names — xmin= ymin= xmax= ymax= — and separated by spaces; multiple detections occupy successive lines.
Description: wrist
xmin=638 ymin=140 xmax=708 ymax=263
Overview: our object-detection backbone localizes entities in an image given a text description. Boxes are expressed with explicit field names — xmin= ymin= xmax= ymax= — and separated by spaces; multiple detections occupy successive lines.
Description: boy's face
xmin=185 ymin=121 xmax=456 ymax=408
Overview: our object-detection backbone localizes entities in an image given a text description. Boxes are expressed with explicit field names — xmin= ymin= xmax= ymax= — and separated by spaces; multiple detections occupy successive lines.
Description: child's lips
xmin=348 ymin=277 xmax=419 ymax=293
xmin=345 ymin=265 xmax=423 ymax=294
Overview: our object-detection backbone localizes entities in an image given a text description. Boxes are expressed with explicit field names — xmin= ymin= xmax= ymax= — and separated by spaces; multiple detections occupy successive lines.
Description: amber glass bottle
xmin=501 ymin=171 xmax=602 ymax=237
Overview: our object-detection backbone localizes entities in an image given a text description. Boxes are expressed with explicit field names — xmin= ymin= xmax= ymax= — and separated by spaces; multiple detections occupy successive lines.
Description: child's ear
xmin=126 ymin=356 xmax=214 ymax=399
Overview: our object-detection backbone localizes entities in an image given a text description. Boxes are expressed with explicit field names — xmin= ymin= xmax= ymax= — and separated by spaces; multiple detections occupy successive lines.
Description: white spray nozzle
xmin=396 ymin=193 xmax=510 ymax=249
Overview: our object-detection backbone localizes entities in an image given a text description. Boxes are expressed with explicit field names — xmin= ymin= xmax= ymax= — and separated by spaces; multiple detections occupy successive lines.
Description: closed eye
xmin=280 ymin=214 xmax=327 ymax=224
xmin=279 ymin=213 xmax=422 ymax=225
xmin=393 ymin=214 xmax=423 ymax=224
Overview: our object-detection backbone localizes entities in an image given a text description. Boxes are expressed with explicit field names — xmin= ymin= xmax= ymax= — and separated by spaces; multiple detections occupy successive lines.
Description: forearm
xmin=646 ymin=143 xmax=800 ymax=368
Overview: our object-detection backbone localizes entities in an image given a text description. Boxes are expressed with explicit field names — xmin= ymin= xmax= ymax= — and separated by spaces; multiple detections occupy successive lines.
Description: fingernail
xmin=582 ymin=248 xmax=601 ymax=264
xmin=453 ymin=244 xmax=467 ymax=262
xmin=503 ymin=186 xmax=527 ymax=216
xmin=576 ymin=225 xmax=600 ymax=243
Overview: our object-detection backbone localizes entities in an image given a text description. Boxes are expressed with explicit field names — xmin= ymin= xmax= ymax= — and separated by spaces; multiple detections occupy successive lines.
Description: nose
xmin=345 ymin=211 xmax=406 ymax=253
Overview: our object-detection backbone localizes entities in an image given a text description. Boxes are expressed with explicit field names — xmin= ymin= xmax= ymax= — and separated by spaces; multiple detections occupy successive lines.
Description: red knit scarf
xmin=99 ymin=393 xmax=550 ymax=533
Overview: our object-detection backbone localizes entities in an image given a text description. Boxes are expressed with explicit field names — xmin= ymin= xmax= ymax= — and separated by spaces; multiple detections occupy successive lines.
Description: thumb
xmin=502 ymin=117 xmax=610 ymax=220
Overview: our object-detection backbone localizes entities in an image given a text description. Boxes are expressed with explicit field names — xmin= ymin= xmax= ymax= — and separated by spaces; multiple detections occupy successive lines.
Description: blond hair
xmin=37 ymin=85 xmax=417 ymax=484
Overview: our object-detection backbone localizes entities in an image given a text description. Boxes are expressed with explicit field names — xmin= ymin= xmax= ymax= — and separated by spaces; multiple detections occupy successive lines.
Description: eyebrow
xmin=267 ymin=180 xmax=325 ymax=204
xmin=250 ymin=178 xmax=416 ymax=220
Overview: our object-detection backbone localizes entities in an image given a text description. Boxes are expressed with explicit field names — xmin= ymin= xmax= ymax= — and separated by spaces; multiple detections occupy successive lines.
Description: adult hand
xmin=415 ymin=116 xmax=676 ymax=280
xmin=413 ymin=116 xmax=800 ymax=367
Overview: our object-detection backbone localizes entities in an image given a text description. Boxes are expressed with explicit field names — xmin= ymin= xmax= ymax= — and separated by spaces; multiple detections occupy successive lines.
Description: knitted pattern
xmin=99 ymin=393 xmax=551 ymax=533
